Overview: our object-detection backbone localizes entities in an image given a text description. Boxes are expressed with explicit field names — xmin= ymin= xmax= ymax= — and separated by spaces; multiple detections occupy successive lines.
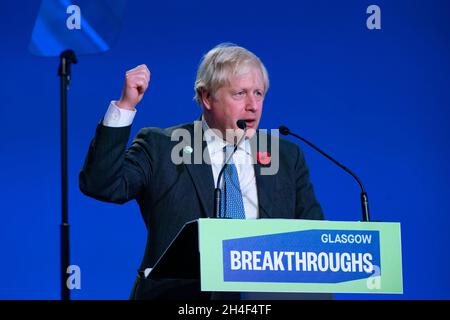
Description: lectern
xmin=149 ymin=219 xmax=403 ymax=295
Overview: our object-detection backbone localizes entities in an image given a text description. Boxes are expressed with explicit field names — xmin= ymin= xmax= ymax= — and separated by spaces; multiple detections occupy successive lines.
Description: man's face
xmin=202 ymin=67 xmax=265 ymax=139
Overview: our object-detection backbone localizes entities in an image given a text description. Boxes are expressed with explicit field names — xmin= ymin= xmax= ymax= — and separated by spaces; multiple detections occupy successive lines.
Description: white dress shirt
xmin=102 ymin=101 xmax=259 ymax=219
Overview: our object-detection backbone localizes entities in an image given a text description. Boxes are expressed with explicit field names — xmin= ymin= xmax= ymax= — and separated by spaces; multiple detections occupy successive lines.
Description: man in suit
xmin=79 ymin=43 xmax=324 ymax=300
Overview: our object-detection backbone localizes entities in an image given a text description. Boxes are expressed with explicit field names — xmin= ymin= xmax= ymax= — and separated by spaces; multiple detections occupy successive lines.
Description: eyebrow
xmin=231 ymin=87 xmax=264 ymax=92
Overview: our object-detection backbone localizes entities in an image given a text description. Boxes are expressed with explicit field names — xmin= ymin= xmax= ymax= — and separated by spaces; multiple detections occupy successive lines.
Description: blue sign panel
xmin=223 ymin=229 xmax=380 ymax=283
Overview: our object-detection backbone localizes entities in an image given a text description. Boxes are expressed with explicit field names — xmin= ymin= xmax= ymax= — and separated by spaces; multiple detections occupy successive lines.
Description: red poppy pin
xmin=257 ymin=151 xmax=271 ymax=165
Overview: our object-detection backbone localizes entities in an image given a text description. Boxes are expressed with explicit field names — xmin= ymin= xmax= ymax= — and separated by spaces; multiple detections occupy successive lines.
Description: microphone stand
xmin=279 ymin=126 xmax=370 ymax=222
xmin=58 ymin=49 xmax=77 ymax=300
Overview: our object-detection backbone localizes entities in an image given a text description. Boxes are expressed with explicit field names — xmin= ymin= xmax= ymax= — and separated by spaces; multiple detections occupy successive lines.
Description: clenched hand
xmin=116 ymin=64 xmax=151 ymax=110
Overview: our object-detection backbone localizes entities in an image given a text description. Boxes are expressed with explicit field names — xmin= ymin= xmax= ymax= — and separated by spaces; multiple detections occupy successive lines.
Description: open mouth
xmin=244 ymin=119 xmax=256 ymax=127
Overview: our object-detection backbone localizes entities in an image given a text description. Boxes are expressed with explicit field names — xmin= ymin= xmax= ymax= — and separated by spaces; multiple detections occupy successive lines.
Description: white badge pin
xmin=183 ymin=145 xmax=193 ymax=154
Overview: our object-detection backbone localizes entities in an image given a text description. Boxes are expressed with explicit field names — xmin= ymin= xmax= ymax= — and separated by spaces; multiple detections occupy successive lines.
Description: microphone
xmin=214 ymin=120 xmax=247 ymax=218
xmin=279 ymin=125 xmax=370 ymax=222
xmin=236 ymin=119 xmax=246 ymax=131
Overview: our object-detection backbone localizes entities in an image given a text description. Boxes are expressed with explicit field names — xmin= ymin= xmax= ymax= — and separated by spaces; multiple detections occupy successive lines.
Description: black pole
xmin=58 ymin=50 xmax=77 ymax=300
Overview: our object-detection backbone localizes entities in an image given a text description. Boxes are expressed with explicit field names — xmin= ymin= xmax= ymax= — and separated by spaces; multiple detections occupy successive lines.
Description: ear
xmin=200 ymin=90 xmax=213 ymax=111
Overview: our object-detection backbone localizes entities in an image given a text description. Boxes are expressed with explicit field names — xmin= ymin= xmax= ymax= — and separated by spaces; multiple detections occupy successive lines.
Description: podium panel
xmin=198 ymin=219 xmax=402 ymax=294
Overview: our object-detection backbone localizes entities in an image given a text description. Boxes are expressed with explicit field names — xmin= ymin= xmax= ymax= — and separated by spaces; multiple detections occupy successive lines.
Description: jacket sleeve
xmin=294 ymin=145 xmax=324 ymax=220
xmin=79 ymin=123 xmax=153 ymax=204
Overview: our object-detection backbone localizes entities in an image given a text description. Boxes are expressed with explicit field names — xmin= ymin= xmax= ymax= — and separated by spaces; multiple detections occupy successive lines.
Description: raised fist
xmin=116 ymin=64 xmax=151 ymax=110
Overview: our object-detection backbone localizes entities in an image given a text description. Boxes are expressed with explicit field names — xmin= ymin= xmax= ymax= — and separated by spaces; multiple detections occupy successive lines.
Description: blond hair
xmin=194 ymin=43 xmax=269 ymax=106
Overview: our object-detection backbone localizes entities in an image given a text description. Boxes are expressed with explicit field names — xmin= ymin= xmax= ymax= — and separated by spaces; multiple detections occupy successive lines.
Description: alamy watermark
xmin=366 ymin=264 xmax=381 ymax=289
xmin=66 ymin=265 xmax=81 ymax=290
xmin=170 ymin=121 xmax=280 ymax=176
xmin=366 ymin=5 xmax=381 ymax=30
xmin=66 ymin=5 xmax=81 ymax=30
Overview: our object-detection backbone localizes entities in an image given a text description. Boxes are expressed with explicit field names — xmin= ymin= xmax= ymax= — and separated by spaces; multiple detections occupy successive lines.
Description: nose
xmin=245 ymin=94 xmax=258 ymax=112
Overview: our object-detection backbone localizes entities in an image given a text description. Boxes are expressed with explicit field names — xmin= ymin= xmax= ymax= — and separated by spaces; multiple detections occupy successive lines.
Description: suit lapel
xmin=254 ymin=164 xmax=276 ymax=218
xmin=251 ymin=130 xmax=276 ymax=219
xmin=183 ymin=121 xmax=215 ymax=218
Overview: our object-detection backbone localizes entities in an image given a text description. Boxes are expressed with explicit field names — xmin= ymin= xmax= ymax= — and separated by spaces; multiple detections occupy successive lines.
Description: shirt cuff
xmin=102 ymin=101 xmax=137 ymax=127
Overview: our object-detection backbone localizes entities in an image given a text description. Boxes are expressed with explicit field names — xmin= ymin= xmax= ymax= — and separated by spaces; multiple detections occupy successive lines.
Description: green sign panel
xmin=198 ymin=219 xmax=402 ymax=294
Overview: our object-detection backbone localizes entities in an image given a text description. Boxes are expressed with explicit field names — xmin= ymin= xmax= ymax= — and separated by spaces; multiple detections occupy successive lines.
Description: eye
xmin=233 ymin=91 xmax=246 ymax=98
xmin=255 ymin=90 xmax=263 ymax=98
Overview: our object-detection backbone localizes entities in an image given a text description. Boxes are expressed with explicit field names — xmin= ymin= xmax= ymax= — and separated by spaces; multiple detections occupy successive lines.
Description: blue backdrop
xmin=1 ymin=0 xmax=449 ymax=299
